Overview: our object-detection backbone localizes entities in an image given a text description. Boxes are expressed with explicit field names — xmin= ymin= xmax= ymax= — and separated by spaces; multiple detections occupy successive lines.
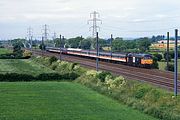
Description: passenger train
xmin=46 ymin=47 xmax=153 ymax=68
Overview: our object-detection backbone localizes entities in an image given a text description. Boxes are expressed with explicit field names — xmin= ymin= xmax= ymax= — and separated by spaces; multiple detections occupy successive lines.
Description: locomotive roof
xmin=128 ymin=53 xmax=152 ymax=58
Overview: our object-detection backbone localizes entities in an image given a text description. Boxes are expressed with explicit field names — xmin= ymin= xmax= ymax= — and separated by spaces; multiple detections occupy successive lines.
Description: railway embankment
xmin=33 ymin=55 xmax=180 ymax=120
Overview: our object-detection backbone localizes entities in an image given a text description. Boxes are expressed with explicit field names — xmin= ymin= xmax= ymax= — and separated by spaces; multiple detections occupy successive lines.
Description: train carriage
xmin=46 ymin=47 xmax=153 ymax=68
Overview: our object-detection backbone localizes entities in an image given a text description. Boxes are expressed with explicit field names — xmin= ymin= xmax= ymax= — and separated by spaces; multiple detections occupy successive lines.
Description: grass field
xmin=0 ymin=82 xmax=157 ymax=120
xmin=158 ymin=59 xmax=180 ymax=72
xmin=0 ymin=48 xmax=12 ymax=54
xmin=0 ymin=59 xmax=55 ymax=75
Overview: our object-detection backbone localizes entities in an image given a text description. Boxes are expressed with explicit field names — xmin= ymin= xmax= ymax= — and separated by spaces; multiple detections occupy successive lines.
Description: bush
xmin=152 ymin=57 xmax=159 ymax=69
xmin=13 ymin=44 xmax=23 ymax=57
xmin=166 ymin=64 xmax=174 ymax=72
xmin=50 ymin=62 xmax=58 ymax=70
xmin=75 ymin=69 xmax=180 ymax=120
xmin=39 ymin=44 xmax=46 ymax=50
xmin=153 ymin=54 xmax=163 ymax=61
xmin=164 ymin=52 xmax=172 ymax=62
xmin=96 ymin=71 xmax=112 ymax=82
xmin=37 ymin=73 xmax=62 ymax=80
xmin=105 ymin=76 xmax=126 ymax=89
xmin=134 ymin=85 xmax=151 ymax=99
xmin=23 ymin=50 xmax=32 ymax=58
xmin=0 ymin=53 xmax=31 ymax=59
xmin=0 ymin=73 xmax=35 ymax=82
xmin=0 ymin=73 xmax=76 ymax=82
xmin=49 ymin=56 xmax=58 ymax=65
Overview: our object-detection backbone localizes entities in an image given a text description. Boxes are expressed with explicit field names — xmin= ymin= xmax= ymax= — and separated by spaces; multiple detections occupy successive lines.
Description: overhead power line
xmin=102 ymin=25 xmax=179 ymax=33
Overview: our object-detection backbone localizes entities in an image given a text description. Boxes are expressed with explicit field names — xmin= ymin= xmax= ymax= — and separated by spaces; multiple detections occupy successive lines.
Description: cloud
xmin=1 ymin=0 xmax=180 ymax=39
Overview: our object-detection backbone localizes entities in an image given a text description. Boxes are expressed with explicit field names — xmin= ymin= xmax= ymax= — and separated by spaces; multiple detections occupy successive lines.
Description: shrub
xmin=152 ymin=57 xmax=159 ymax=69
xmin=63 ymin=72 xmax=80 ymax=80
xmin=49 ymin=56 xmax=58 ymax=65
xmin=105 ymin=76 xmax=126 ymax=89
xmin=50 ymin=62 xmax=58 ymax=70
xmin=164 ymin=51 xmax=174 ymax=59
xmin=96 ymin=71 xmax=112 ymax=82
xmin=0 ymin=73 xmax=35 ymax=82
xmin=37 ymin=73 xmax=62 ymax=81
xmin=153 ymin=54 xmax=163 ymax=61
xmin=0 ymin=73 xmax=76 ymax=82
xmin=13 ymin=44 xmax=23 ymax=57
xmin=166 ymin=63 xmax=174 ymax=72
xmin=23 ymin=50 xmax=32 ymax=58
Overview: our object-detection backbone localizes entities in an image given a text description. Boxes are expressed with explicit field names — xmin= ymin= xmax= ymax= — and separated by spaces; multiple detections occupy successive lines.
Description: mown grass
xmin=0 ymin=82 xmax=157 ymax=120
xmin=0 ymin=59 xmax=56 ymax=75
xmin=0 ymin=48 xmax=12 ymax=54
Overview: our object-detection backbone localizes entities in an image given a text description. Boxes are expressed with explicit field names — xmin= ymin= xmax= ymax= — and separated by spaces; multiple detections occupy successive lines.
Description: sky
xmin=0 ymin=0 xmax=180 ymax=40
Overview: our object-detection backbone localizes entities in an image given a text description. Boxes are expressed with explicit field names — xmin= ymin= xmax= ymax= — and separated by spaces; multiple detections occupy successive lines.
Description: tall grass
xmin=75 ymin=70 xmax=180 ymax=120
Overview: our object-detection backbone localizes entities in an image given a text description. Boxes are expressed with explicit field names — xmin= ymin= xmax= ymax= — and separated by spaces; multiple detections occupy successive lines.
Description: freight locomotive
xmin=46 ymin=47 xmax=153 ymax=68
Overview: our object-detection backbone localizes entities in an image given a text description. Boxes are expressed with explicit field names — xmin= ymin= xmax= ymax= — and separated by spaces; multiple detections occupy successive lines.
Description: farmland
xmin=0 ymin=82 xmax=157 ymax=120
xmin=0 ymin=48 xmax=158 ymax=120
xmin=0 ymin=59 xmax=55 ymax=75
xmin=0 ymin=48 xmax=12 ymax=54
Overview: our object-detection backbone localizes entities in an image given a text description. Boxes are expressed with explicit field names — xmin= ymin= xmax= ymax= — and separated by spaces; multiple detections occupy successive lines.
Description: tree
xmin=136 ymin=37 xmax=151 ymax=52
xmin=54 ymin=38 xmax=66 ymax=48
xmin=67 ymin=36 xmax=83 ymax=48
xmin=112 ymin=37 xmax=127 ymax=52
xmin=125 ymin=40 xmax=136 ymax=49
xmin=39 ymin=44 xmax=46 ymax=50
xmin=12 ymin=38 xmax=25 ymax=47
xmin=13 ymin=44 xmax=23 ymax=57
xmin=153 ymin=54 xmax=163 ymax=61
xmin=81 ymin=39 xmax=91 ymax=49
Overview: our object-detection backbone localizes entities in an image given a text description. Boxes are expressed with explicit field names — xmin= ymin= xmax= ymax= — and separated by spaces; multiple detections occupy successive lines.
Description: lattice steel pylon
xmin=27 ymin=27 xmax=33 ymax=49
xmin=88 ymin=11 xmax=102 ymax=38
xmin=27 ymin=27 xmax=33 ymax=42
xmin=42 ymin=24 xmax=49 ymax=41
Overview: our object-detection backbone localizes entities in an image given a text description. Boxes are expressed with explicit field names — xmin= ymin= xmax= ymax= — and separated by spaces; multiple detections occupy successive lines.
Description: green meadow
xmin=0 ymin=82 xmax=157 ymax=120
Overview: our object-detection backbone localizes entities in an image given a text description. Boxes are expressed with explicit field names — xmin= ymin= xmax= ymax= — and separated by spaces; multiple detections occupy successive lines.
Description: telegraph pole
xmin=53 ymin=32 xmax=57 ymax=47
xmin=59 ymin=35 xmax=62 ymax=60
xmin=41 ymin=36 xmax=44 ymax=56
xmin=80 ymin=35 xmax=83 ymax=49
xmin=88 ymin=11 xmax=102 ymax=38
xmin=174 ymin=29 xmax=178 ymax=96
xmin=110 ymin=34 xmax=113 ymax=58
xmin=166 ymin=32 xmax=170 ymax=71
xmin=96 ymin=32 xmax=99 ymax=71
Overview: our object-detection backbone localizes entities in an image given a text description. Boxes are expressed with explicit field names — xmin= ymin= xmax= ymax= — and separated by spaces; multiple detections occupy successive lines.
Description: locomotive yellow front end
xmin=141 ymin=55 xmax=153 ymax=68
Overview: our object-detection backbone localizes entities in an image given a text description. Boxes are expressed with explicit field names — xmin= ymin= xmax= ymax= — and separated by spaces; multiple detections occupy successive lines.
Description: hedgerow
xmin=0 ymin=73 xmax=73 ymax=82
xmin=32 ymin=56 xmax=85 ymax=79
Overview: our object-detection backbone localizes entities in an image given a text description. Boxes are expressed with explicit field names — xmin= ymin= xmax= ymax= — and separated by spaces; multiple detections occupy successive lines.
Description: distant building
xmin=157 ymin=40 xmax=180 ymax=44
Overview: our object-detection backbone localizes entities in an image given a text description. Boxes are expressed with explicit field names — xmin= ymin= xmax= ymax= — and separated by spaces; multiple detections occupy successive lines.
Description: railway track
xmin=31 ymin=49 xmax=180 ymax=92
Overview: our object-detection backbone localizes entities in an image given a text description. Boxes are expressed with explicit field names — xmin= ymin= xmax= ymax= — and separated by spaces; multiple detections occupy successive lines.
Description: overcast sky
xmin=1 ymin=0 xmax=180 ymax=39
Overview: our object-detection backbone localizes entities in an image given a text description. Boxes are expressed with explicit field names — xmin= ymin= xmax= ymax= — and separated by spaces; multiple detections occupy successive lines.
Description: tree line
xmin=53 ymin=36 xmax=152 ymax=53
xmin=9 ymin=35 xmax=161 ymax=53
